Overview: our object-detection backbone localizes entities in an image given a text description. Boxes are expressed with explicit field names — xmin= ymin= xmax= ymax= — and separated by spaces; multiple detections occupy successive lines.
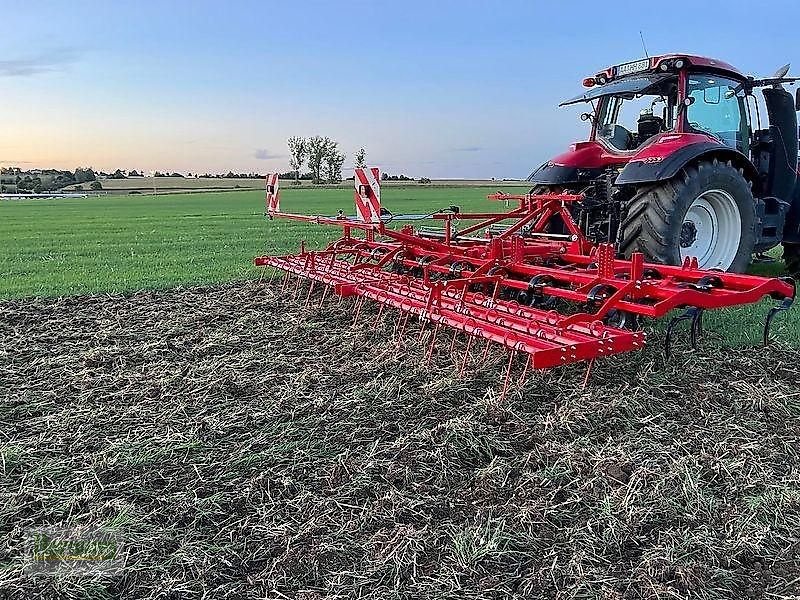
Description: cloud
xmin=451 ymin=146 xmax=483 ymax=152
xmin=0 ymin=48 xmax=80 ymax=77
xmin=253 ymin=149 xmax=284 ymax=160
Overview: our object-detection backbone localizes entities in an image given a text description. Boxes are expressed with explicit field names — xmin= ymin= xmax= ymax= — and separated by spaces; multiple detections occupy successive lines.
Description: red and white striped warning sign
xmin=353 ymin=167 xmax=381 ymax=223
xmin=265 ymin=173 xmax=280 ymax=214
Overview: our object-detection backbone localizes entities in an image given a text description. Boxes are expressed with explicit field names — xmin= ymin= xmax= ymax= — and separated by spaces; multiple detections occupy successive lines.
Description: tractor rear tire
xmin=784 ymin=242 xmax=800 ymax=278
xmin=618 ymin=159 xmax=757 ymax=273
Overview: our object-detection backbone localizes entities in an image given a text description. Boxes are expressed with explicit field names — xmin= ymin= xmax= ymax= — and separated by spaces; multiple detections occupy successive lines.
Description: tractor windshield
xmin=685 ymin=74 xmax=749 ymax=153
xmin=593 ymin=75 xmax=679 ymax=151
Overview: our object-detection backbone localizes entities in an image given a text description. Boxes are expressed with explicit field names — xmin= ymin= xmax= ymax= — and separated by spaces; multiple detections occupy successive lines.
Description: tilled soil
xmin=1 ymin=281 xmax=799 ymax=599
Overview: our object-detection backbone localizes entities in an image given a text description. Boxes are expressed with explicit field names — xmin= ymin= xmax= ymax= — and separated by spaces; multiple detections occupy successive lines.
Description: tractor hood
xmin=527 ymin=140 xmax=629 ymax=185
xmin=527 ymin=133 xmax=725 ymax=187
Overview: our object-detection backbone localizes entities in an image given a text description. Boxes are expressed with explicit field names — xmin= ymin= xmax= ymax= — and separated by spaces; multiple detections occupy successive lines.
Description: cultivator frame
xmin=256 ymin=170 xmax=795 ymax=371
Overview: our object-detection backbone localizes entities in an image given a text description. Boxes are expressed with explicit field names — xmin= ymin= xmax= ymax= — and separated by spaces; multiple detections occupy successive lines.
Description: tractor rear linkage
xmin=256 ymin=170 xmax=795 ymax=375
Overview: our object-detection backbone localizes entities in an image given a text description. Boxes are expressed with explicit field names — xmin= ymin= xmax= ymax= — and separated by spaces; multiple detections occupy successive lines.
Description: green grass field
xmin=1 ymin=187 xmax=796 ymax=344
xmin=0 ymin=187 xmax=502 ymax=298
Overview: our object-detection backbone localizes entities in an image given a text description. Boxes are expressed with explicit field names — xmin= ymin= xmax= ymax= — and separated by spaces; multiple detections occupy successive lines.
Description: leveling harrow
xmin=256 ymin=169 xmax=795 ymax=374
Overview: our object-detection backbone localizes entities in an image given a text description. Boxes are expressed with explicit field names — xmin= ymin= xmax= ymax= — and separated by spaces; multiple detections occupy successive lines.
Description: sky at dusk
xmin=3 ymin=0 xmax=800 ymax=178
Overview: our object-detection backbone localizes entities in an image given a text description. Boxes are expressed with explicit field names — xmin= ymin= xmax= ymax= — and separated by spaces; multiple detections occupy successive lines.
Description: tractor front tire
xmin=618 ymin=159 xmax=757 ymax=273
xmin=784 ymin=242 xmax=800 ymax=278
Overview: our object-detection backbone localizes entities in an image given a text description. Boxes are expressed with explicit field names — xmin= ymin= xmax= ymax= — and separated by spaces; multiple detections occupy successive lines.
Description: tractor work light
xmin=583 ymin=77 xmax=596 ymax=87
xmin=674 ymin=58 xmax=686 ymax=69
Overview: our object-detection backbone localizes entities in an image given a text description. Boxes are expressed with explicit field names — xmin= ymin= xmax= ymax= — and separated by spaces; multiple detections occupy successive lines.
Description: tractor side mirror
xmin=795 ymin=88 xmax=800 ymax=111
xmin=677 ymin=96 xmax=695 ymax=116
xmin=580 ymin=112 xmax=593 ymax=122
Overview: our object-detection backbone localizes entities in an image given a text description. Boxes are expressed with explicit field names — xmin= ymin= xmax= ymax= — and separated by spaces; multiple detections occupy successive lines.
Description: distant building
xmin=0 ymin=170 xmax=18 ymax=193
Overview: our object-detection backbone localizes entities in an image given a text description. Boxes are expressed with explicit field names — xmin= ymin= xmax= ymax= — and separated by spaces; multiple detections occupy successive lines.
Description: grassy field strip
xmin=0 ymin=187 xmax=796 ymax=345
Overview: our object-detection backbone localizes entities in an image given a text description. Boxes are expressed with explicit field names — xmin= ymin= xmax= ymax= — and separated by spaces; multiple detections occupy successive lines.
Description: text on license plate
xmin=614 ymin=58 xmax=650 ymax=77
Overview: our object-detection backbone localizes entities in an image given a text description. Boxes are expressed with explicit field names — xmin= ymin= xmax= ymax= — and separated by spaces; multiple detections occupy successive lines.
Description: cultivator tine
xmin=664 ymin=306 xmax=703 ymax=359
xmin=319 ymin=285 xmax=329 ymax=307
xmin=397 ymin=311 xmax=412 ymax=340
xmin=425 ymin=324 xmax=441 ymax=364
xmin=417 ymin=317 xmax=428 ymax=341
xmin=458 ymin=334 xmax=475 ymax=376
xmin=763 ymin=279 xmax=796 ymax=345
xmin=691 ymin=308 xmax=705 ymax=348
xmin=499 ymin=349 xmax=517 ymax=401
xmin=293 ymin=274 xmax=302 ymax=298
xmin=480 ymin=339 xmax=491 ymax=364
xmin=582 ymin=358 xmax=595 ymax=389
xmin=304 ymin=282 xmax=316 ymax=308
xmin=352 ymin=297 xmax=365 ymax=326
xmin=449 ymin=329 xmax=459 ymax=354
xmin=519 ymin=354 xmax=531 ymax=390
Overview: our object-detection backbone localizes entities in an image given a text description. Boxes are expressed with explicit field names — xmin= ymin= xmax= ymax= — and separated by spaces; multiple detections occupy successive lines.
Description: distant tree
xmin=325 ymin=143 xmax=346 ymax=183
xmin=354 ymin=147 xmax=367 ymax=169
xmin=74 ymin=167 xmax=96 ymax=183
xmin=128 ymin=170 xmax=142 ymax=177
xmin=418 ymin=177 xmax=431 ymax=184
xmin=307 ymin=136 xmax=333 ymax=184
xmin=287 ymin=136 xmax=307 ymax=186
xmin=111 ymin=169 xmax=126 ymax=179
xmin=74 ymin=185 xmax=83 ymax=191
xmin=90 ymin=181 xmax=103 ymax=190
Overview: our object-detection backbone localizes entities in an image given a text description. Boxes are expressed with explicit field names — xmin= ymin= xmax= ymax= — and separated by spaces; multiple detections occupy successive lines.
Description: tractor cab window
xmin=596 ymin=76 xmax=678 ymax=151
xmin=686 ymin=75 xmax=749 ymax=153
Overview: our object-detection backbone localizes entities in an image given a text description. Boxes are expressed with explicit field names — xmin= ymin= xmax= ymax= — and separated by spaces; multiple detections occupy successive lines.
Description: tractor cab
xmin=560 ymin=55 xmax=754 ymax=154
xmin=531 ymin=54 xmax=800 ymax=275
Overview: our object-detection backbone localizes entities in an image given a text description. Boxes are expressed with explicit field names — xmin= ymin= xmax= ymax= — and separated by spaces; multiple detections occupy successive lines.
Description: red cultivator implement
xmin=256 ymin=169 xmax=795 ymax=374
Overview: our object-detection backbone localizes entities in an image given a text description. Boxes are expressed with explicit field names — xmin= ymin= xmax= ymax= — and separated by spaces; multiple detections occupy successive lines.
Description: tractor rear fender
xmin=615 ymin=142 xmax=761 ymax=195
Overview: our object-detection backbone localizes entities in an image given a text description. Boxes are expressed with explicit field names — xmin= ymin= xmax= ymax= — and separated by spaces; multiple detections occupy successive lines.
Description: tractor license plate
xmin=614 ymin=58 xmax=650 ymax=77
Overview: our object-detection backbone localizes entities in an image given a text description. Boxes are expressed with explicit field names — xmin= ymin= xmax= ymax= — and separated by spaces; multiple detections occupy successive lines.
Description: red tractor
xmin=529 ymin=54 xmax=800 ymax=275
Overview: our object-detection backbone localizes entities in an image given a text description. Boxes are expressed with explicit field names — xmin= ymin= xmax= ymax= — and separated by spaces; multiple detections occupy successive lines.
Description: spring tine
xmin=458 ymin=334 xmax=475 ymax=377
xmin=258 ymin=266 xmax=266 ymax=284
xmin=352 ymin=297 xmax=365 ymax=326
xmin=319 ymin=285 xmax=329 ymax=307
xmin=480 ymin=339 xmax=491 ymax=363
xmin=449 ymin=329 xmax=459 ymax=354
xmin=280 ymin=271 xmax=291 ymax=292
xmin=425 ymin=324 xmax=441 ymax=364
xmin=499 ymin=349 xmax=517 ymax=401
xmin=664 ymin=307 xmax=699 ymax=359
xmin=374 ymin=303 xmax=385 ymax=326
xmin=417 ymin=317 xmax=428 ymax=341
xmin=519 ymin=354 xmax=531 ymax=389
xmin=581 ymin=358 xmax=595 ymax=389
xmin=690 ymin=308 xmax=704 ymax=349
xmin=764 ymin=294 xmax=795 ymax=346
xmin=397 ymin=311 xmax=411 ymax=340
xmin=304 ymin=282 xmax=316 ymax=308
xmin=268 ymin=268 xmax=277 ymax=285
xmin=293 ymin=274 xmax=302 ymax=298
